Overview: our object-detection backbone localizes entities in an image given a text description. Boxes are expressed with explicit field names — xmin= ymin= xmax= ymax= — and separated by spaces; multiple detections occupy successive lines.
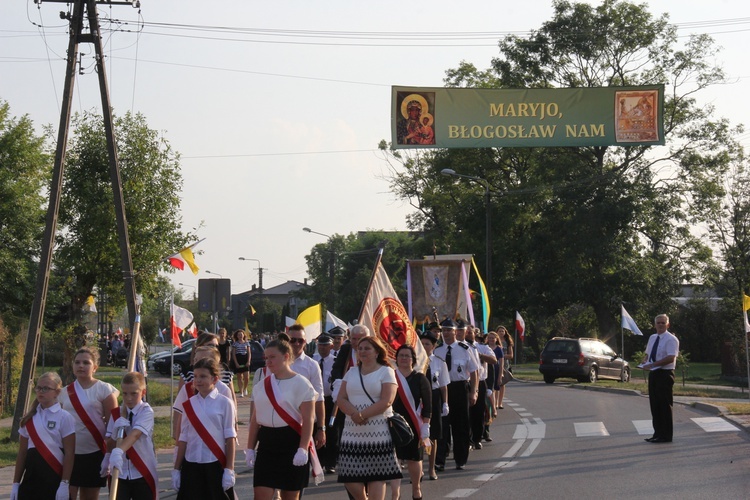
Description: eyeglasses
xmin=289 ymin=338 xmax=305 ymax=345
xmin=35 ymin=386 xmax=56 ymax=393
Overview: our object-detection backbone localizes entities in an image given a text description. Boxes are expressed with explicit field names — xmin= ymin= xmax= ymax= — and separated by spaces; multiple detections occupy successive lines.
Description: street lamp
xmin=441 ymin=168 xmax=493 ymax=304
xmin=238 ymin=257 xmax=263 ymax=291
xmin=178 ymin=282 xmax=196 ymax=300
xmin=205 ymin=270 xmax=223 ymax=278
xmin=303 ymin=227 xmax=335 ymax=311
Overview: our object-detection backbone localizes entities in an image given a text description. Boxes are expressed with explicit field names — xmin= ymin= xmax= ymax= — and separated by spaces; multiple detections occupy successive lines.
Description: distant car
xmin=152 ymin=339 xmax=197 ymax=376
xmin=539 ymin=337 xmax=630 ymax=384
xmin=154 ymin=339 xmax=265 ymax=376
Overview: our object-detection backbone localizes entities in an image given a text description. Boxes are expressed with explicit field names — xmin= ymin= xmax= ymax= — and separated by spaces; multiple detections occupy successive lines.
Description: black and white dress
xmin=337 ymin=365 xmax=402 ymax=483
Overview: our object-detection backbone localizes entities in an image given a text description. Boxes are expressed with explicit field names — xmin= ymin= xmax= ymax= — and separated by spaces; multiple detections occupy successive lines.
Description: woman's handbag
xmin=359 ymin=368 xmax=414 ymax=447
xmin=498 ymin=366 xmax=514 ymax=387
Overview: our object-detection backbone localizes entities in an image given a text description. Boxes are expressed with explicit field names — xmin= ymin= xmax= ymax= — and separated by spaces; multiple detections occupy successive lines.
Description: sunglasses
xmin=35 ymin=386 xmax=57 ymax=393
xmin=289 ymin=338 xmax=305 ymax=345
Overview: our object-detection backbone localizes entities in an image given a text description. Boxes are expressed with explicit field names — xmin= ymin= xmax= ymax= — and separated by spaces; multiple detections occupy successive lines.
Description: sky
xmin=2 ymin=0 xmax=750 ymax=299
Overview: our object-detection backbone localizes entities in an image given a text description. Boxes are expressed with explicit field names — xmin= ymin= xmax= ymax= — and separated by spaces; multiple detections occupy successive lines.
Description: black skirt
xmin=255 ymin=425 xmax=310 ymax=491
xmin=19 ymin=448 xmax=63 ymax=498
xmin=71 ymin=450 xmax=106 ymax=488
xmin=233 ymin=352 xmax=250 ymax=374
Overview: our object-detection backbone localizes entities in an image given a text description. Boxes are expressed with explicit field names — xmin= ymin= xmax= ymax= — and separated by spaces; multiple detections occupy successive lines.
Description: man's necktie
xmin=319 ymin=357 xmax=325 ymax=374
xmin=649 ymin=336 xmax=660 ymax=363
xmin=446 ymin=345 xmax=452 ymax=371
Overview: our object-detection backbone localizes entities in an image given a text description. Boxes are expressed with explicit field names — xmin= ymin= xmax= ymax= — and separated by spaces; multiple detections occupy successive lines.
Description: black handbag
xmin=359 ymin=368 xmax=414 ymax=447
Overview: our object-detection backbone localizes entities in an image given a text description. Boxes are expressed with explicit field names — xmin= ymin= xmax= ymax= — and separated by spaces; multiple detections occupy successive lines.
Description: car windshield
xmin=547 ymin=342 xmax=576 ymax=353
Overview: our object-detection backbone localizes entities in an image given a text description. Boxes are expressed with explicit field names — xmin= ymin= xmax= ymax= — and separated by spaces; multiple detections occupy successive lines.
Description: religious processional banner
xmin=391 ymin=85 xmax=664 ymax=149
xmin=407 ymin=258 xmax=470 ymax=325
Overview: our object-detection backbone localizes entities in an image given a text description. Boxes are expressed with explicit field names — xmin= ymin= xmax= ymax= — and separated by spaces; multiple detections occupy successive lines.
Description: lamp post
xmin=238 ymin=257 xmax=263 ymax=291
xmin=303 ymin=227 xmax=335 ymax=311
xmin=205 ymin=270 xmax=223 ymax=278
xmin=178 ymin=282 xmax=196 ymax=300
xmin=441 ymin=168 xmax=492 ymax=301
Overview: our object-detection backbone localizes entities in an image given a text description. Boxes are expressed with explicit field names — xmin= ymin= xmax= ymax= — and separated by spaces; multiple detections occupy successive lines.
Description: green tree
xmin=383 ymin=0 xmax=738 ymax=344
xmin=52 ymin=110 xmax=193 ymax=378
xmin=0 ymin=100 xmax=49 ymax=330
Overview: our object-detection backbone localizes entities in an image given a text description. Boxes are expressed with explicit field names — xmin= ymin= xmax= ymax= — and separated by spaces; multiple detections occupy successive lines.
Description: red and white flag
xmin=515 ymin=311 xmax=525 ymax=341
xmin=359 ymin=255 xmax=427 ymax=369
xmin=170 ymin=303 xmax=194 ymax=348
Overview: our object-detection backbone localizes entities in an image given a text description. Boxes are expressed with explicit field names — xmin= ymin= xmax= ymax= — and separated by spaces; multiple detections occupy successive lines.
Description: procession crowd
xmin=12 ymin=319 xmax=516 ymax=500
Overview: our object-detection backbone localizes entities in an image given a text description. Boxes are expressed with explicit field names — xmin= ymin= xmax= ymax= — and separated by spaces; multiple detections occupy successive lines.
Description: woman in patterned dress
xmin=335 ymin=337 xmax=402 ymax=500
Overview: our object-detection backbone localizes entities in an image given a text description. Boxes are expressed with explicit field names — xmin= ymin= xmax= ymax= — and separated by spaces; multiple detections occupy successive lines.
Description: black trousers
xmin=319 ymin=396 xmax=339 ymax=468
xmin=436 ymin=381 xmax=471 ymax=467
xmin=648 ymin=369 xmax=675 ymax=440
xmin=469 ymin=379 xmax=487 ymax=444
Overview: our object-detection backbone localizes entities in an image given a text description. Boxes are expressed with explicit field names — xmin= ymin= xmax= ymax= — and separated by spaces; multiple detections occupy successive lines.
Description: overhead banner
xmin=391 ymin=85 xmax=664 ymax=149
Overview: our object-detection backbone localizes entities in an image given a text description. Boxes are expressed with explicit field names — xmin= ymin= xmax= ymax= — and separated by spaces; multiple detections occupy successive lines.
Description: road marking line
xmin=632 ymin=419 xmax=653 ymax=435
xmin=521 ymin=438 xmax=542 ymax=457
xmin=518 ymin=412 xmax=533 ymax=417
xmin=504 ymin=438 xmax=525 ymax=457
xmin=692 ymin=417 xmax=740 ymax=432
xmin=445 ymin=488 xmax=479 ymax=498
xmin=474 ymin=473 xmax=501 ymax=481
xmin=574 ymin=421 xmax=610 ymax=437
xmin=514 ymin=407 xmax=527 ymax=412
xmin=495 ymin=460 xmax=518 ymax=469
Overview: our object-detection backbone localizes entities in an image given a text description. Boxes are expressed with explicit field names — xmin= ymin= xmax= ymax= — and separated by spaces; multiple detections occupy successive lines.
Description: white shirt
xmin=105 ymin=402 xmax=156 ymax=481
xmin=172 ymin=379 xmax=234 ymax=414
xmin=645 ymin=331 xmax=679 ymax=370
xmin=179 ymin=388 xmax=237 ymax=464
xmin=469 ymin=342 xmax=497 ymax=380
xmin=433 ymin=341 xmax=479 ymax=382
xmin=251 ymin=373 xmax=316 ymax=427
xmin=59 ymin=380 xmax=119 ymax=454
xmin=312 ymin=353 xmax=335 ymax=397
xmin=290 ymin=352 xmax=324 ymax=402
xmin=427 ymin=354 xmax=451 ymax=390
xmin=19 ymin=403 xmax=76 ymax=450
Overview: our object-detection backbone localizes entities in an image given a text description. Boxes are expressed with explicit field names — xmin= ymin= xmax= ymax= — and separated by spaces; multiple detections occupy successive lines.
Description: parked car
xmin=148 ymin=338 xmax=196 ymax=373
xmin=152 ymin=338 xmax=198 ymax=376
xmin=154 ymin=338 xmax=266 ymax=376
xmin=539 ymin=337 xmax=630 ymax=384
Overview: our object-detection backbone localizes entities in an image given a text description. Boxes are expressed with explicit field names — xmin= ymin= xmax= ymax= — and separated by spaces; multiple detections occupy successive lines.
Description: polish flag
xmin=515 ymin=311 xmax=525 ymax=341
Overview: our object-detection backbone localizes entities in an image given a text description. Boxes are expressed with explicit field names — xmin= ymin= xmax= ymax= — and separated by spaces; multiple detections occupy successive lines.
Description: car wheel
xmin=587 ymin=366 xmax=598 ymax=383
xmin=172 ymin=362 xmax=182 ymax=376
xmin=543 ymin=375 xmax=555 ymax=384
xmin=620 ymin=367 xmax=630 ymax=383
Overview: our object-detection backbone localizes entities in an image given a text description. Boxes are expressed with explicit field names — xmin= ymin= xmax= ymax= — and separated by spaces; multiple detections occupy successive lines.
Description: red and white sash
xmin=263 ymin=373 xmax=324 ymax=485
xmin=25 ymin=413 xmax=63 ymax=476
xmin=66 ymin=381 xmax=106 ymax=454
xmin=182 ymin=396 xmax=227 ymax=467
xmin=395 ymin=370 xmax=426 ymax=440
xmin=111 ymin=407 xmax=158 ymax=500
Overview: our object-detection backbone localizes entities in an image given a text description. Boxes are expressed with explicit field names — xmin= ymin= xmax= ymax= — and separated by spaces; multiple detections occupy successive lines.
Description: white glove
xmin=486 ymin=389 xmax=493 ymax=398
xmin=420 ymin=422 xmax=430 ymax=439
xmin=244 ymin=448 xmax=256 ymax=468
xmin=222 ymin=468 xmax=235 ymax=490
xmin=110 ymin=447 xmax=125 ymax=473
xmin=172 ymin=469 xmax=181 ymax=491
xmin=100 ymin=452 xmax=111 ymax=477
xmin=331 ymin=379 xmax=342 ymax=402
xmin=10 ymin=483 xmax=19 ymax=500
xmin=55 ymin=482 xmax=68 ymax=500
xmin=441 ymin=402 xmax=450 ymax=417
xmin=292 ymin=447 xmax=308 ymax=466
xmin=113 ymin=416 xmax=130 ymax=432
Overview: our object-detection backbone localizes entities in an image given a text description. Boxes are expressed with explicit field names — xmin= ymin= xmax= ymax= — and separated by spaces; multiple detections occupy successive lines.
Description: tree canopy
xmin=381 ymin=0 xmax=745 ymax=351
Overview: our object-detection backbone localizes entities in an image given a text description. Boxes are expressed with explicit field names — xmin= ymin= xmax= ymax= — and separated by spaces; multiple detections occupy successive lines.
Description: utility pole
xmin=12 ymin=0 xmax=140 ymax=441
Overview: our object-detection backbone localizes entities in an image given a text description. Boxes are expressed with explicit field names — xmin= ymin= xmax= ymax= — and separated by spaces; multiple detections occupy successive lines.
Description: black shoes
xmin=435 ymin=464 xmax=444 ymax=472
xmin=645 ymin=436 xmax=672 ymax=443
xmin=456 ymin=464 xmax=466 ymax=470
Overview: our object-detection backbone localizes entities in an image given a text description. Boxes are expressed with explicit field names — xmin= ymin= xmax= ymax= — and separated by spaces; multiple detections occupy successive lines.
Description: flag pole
xmin=621 ymin=305 xmax=625 ymax=361
xmin=743 ymin=293 xmax=750 ymax=400
xmin=169 ymin=294 xmax=175 ymax=436
xmin=357 ymin=248 xmax=384 ymax=324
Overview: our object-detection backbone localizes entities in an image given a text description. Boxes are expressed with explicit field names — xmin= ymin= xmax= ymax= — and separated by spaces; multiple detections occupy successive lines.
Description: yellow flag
xmin=179 ymin=247 xmax=200 ymax=275
xmin=244 ymin=319 xmax=251 ymax=336
xmin=296 ymin=303 xmax=322 ymax=339
xmin=250 ymin=305 xmax=257 ymax=316
xmin=743 ymin=294 xmax=750 ymax=312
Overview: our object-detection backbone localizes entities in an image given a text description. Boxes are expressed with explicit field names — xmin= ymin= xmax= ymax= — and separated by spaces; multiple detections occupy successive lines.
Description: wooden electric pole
xmin=12 ymin=0 xmax=141 ymax=441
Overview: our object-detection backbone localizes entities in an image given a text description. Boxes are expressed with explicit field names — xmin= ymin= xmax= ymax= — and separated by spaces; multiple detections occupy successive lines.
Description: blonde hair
xmin=20 ymin=372 xmax=63 ymax=427
xmin=122 ymin=371 xmax=146 ymax=390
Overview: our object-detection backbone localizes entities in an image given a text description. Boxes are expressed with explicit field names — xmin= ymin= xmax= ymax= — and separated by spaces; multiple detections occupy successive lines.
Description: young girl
xmin=246 ymin=339 xmax=319 ymax=500
xmin=13 ymin=372 xmax=75 ymax=500
xmin=173 ymin=357 xmax=236 ymax=499
xmin=58 ymin=346 xmax=119 ymax=500
xmin=231 ymin=330 xmax=251 ymax=397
